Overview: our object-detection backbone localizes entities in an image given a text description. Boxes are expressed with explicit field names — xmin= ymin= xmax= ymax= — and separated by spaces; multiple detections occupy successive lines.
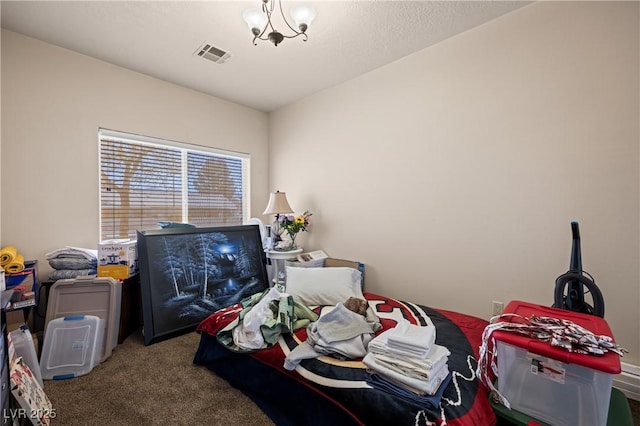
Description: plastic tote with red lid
xmin=493 ymin=300 xmax=621 ymax=426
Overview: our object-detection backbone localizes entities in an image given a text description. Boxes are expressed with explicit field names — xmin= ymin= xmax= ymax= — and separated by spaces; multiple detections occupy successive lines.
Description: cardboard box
xmin=284 ymin=258 xmax=325 ymax=268
xmin=5 ymin=265 xmax=37 ymax=309
xmin=325 ymin=258 xmax=362 ymax=271
xmin=98 ymin=239 xmax=138 ymax=279
xmin=5 ymin=310 xmax=26 ymax=332
xmin=494 ymin=301 xmax=620 ymax=426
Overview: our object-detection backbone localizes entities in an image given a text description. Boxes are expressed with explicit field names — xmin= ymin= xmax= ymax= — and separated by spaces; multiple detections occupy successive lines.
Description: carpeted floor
xmin=43 ymin=329 xmax=273 ymax=425
xmin=41 ymin=328 xmax=640 ymax=425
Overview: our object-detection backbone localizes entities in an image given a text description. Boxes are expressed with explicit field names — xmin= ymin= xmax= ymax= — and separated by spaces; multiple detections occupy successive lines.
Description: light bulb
xmin=290 ymin=5 xmax=316 ymax=32
xmin=242 ymin=8 xmax=267 ymax=34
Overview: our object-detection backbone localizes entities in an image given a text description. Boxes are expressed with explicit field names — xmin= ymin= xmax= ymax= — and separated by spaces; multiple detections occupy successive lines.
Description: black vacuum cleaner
xmin=553 ymin=221 xmax=605 ymax=317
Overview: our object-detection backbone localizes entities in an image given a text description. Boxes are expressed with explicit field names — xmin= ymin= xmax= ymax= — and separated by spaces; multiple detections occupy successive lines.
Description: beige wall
xmin=0 ymin=29 xmax=269 ymax=278
xmin=2 ymin=2 xmax=639 ymax=366
xmin=269 ymin=2 xmax=640 ymax=364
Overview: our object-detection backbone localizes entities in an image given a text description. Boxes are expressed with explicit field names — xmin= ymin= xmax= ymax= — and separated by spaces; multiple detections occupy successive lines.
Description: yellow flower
xmin=279 ymin=210 xmax=312 ymax=235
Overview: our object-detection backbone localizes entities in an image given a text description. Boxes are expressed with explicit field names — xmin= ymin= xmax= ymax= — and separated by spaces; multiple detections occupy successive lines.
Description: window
xmin=99 ymin=129 xmax=249 ymax=240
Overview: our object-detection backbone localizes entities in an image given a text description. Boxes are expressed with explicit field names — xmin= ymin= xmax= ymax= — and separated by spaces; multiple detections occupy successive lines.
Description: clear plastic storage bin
xmin=45 ymin=276 xmax=121 ymax=363
xmin=40 ymin=315 xmax=104 ymax=380
xmin=8 ymin=325 xmax=43 ymax=386
xmin=494 ymin=301 xmax=621 ymax=426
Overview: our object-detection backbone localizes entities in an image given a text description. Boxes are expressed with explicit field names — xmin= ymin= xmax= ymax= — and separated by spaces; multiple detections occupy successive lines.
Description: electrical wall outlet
xmin=492 ymin=300 xmax=504 ymax=316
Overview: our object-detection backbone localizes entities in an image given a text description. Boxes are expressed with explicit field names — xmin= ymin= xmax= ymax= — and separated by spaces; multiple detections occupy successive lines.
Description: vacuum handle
xmin=571 ymin=221 xmax=580 ymax=240
xmin=569 ymin=221 xmax=582 ymax=273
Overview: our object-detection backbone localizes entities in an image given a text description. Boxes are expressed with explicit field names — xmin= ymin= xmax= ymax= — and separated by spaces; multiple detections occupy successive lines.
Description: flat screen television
xmin=137 ymin=225 xmax=269 ymax=345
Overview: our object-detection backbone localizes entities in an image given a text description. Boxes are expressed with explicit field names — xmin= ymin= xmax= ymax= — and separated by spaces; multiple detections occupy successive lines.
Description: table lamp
xmin=263 ymin=191 xmax=294 ymax=248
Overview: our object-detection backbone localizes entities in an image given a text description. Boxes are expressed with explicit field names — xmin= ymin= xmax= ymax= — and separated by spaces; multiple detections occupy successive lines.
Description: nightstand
xmin=265 ymin=248 xmax=303 ymax=286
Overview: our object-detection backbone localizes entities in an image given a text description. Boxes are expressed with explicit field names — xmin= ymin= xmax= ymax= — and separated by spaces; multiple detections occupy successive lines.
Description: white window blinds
xmin=99 ymin=129 xmax=249 ymax=240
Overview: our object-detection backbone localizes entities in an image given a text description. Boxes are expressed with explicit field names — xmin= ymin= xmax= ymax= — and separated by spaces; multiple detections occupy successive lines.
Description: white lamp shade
xmin=242 ymin=8 xmax=267 ymax=31
xmin=290 ymin=5 xmax=316 ymax=28
xmin=263 ymin=191 xmax=294 ymax=215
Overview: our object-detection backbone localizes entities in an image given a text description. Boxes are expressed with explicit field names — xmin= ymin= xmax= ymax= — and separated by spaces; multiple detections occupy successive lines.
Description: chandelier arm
xmin=277 ymin=0 xmax=302 ymax=36
xmin=280 ymin=32 xmax=308 ymax=41
xmin=264 ymin=3 xmax=277 ymax=33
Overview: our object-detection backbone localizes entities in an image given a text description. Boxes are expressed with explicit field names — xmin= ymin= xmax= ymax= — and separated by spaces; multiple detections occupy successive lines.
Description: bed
xmin=193 ymin=289 xmax=496 ymax=426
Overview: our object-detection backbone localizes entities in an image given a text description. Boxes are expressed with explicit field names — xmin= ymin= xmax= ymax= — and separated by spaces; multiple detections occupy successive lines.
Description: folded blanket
xmin=45 ymin=246 xmax=97 ymax=261
xmin=48 ymin=257 xmax=98 ymax=270
xmin=372 ymin=347 xmax=449 ymax=381
xmin=365 ymin=370 xmax=452 ymax=410
xmin=363 ymin=352 xmax=449 ymax=395
xmin=48 ymin=269 xmax=96 ymax=281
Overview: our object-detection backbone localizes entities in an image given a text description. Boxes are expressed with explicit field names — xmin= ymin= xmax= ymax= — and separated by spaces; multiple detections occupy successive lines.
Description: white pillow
xmin=285 ymin=266 xmax=364 ymax=306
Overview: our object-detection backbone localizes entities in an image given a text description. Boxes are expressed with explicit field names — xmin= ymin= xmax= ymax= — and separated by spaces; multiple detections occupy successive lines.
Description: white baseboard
xmin=613 ymin=362 xmax=640 ymax=401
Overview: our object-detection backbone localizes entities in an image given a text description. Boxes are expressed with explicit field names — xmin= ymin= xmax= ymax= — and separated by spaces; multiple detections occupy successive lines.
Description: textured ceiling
xmin=1 ymin=1 xmax=531 ymax=112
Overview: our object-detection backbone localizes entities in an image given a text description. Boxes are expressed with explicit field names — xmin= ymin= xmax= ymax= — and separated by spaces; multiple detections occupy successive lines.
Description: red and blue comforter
xmin=194 ymin=292 xmax=496 ymax=426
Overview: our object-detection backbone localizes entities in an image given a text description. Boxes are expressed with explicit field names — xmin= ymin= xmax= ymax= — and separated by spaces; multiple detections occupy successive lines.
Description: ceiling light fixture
xmin=242 ymin=0 xmax=316 ymax=47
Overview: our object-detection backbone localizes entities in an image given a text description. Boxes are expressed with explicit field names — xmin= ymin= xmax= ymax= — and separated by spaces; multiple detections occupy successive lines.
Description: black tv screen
xmin=137 ymin=224 xmax=269 ymax=345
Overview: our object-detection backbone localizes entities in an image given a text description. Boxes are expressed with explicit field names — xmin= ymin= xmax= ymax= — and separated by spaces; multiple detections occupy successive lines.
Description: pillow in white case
xmin=285 ymin=266 xmax=364 ymax=306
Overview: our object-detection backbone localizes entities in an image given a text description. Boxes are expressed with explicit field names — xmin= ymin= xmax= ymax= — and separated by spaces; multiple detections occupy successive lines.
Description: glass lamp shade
xmin=263 ymin=191 xmax=294 ymax=215
xmin=242 ymin=8 xmax=267 ymax=32
xmin=290 ymin=5 xmax=316 ymax=32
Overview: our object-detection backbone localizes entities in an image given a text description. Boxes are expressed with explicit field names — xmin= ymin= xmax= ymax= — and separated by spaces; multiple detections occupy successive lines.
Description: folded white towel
xmin=387 ymin=344 xmax=430 ymax=359
xmin=387 ymin=322 xmax=436 ymax=352
xmin=372 ymin=344 xmax=450 ymax=380
xmin=372 ymin=356 xmax=447 ymax=381
xmin=368 ymin=319 xmax=409 ymax=353
xmin=368 ymin=318 xmax=437 ymax=359
xmin=375 ymin=358 xmax=448 ymax=380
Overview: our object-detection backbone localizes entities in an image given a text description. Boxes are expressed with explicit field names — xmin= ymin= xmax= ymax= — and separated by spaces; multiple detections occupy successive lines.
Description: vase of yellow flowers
xmin=278 ymin=210 xmax=312 ymax=251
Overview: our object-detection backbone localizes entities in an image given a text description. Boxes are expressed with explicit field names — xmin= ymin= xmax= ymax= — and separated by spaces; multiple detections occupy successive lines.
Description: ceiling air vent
xmin=195 ymin=42 xmax=231 ymax=64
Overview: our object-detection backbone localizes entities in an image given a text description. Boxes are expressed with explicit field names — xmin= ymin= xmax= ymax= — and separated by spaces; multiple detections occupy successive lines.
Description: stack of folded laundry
xmin=46 ymin=246 xmax=98 ymax=281
xmin=363 ymin=317 xmax=451 ymax=409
